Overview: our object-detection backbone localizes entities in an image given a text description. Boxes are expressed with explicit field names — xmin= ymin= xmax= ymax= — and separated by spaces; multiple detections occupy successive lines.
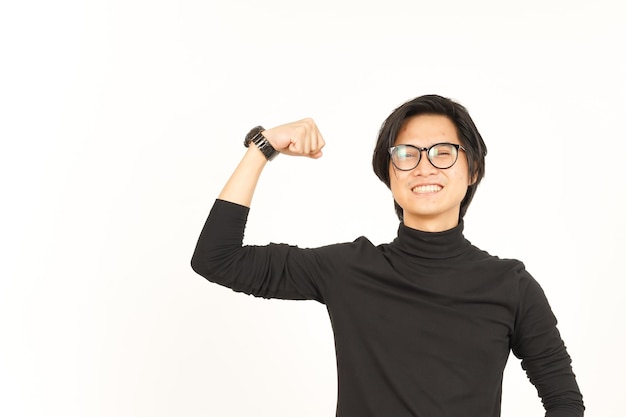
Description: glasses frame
xmin=388 ymin=143 xmax=466 ymax=171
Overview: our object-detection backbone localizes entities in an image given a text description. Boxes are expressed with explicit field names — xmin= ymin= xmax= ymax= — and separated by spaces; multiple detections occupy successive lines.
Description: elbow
xmin=190 ymin=255 xmax=201 ymax=275
xmin=190 ymin=250 xmax=230 ymax=285
xmin=191 ymin=241 xmax=246 ymax=290
xmin=190 ymin=252 xmax=213 ymax=279
xmin=191 ymin=252 xmax=241 ymax=293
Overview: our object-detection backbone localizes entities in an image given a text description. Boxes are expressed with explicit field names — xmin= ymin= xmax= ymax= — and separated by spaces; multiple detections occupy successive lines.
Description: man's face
xmin=388 ymin=114 xmax=473 ymax=232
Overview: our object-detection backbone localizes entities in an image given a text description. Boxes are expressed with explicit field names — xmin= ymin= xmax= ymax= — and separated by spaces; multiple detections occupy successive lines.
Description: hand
xmin=262 ymin=118 xmax=325 ymax=159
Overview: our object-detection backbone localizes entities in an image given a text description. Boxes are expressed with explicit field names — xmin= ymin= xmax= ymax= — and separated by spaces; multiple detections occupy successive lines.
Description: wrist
xmin=244 ymin=125 xmax=279 ymax=161
xmin=244 ymin=143 xmax=270 ymax=165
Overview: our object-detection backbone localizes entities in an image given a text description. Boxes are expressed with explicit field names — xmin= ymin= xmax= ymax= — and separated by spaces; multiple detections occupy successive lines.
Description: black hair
xmin=372 ymin=94 xmax=487 ymax=221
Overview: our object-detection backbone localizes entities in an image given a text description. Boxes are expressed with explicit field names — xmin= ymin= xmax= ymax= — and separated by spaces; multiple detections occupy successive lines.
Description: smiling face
xmin=389 ymin=114 xmax=473 ymax=232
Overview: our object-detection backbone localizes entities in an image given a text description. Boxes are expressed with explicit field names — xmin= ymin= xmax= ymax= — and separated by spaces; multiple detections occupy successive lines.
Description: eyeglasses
xmin=388 ymin=143 xmax=466 ymax=170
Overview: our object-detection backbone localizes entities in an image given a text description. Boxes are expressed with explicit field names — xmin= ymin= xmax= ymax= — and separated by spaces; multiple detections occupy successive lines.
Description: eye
xmin=432 ymin=144 xmax=455 ymax=156
xmin=396 ymin=146 xmax=416 ymax=159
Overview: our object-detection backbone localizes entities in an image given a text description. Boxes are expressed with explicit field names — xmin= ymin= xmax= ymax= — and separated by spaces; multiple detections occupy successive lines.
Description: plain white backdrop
xmin=1 ymin=0 xmax=624 ymax=416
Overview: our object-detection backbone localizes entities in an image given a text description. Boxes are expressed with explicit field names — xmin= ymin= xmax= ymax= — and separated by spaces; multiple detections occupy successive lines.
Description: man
xmin=191 ymin=94 xmax=584 ymax=416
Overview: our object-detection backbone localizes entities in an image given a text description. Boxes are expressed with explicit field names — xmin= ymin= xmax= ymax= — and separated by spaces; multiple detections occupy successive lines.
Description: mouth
xmin=411 ymin=184 xmax=442 ymax=194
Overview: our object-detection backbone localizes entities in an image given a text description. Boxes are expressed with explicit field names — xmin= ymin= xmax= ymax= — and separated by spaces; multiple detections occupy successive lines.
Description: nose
xmin=412 ymin=149 xmax=438 ymax=176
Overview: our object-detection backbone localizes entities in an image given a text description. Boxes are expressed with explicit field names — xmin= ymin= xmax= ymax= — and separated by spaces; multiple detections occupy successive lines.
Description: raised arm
xmin=218 ymin=118 xmax=325 ymax=207
xmin=191 ymin=118 xmax=328 ymax=300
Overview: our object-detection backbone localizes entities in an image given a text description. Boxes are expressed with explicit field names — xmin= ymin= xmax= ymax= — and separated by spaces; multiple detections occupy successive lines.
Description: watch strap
xmin=244 ymin=126 xmax=279 ymax=161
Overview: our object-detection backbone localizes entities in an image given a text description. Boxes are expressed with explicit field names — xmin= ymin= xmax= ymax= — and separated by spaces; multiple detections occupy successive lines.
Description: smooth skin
xmin=219 ymin=115 xmax=472 ymax=233
xmin=218 ymin=118 xmax=325 ymax=207
xmin=389 ymin=114 xmax=474 ymax=232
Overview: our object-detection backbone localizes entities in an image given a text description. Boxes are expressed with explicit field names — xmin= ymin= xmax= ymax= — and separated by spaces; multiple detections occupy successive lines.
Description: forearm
xmin=192 ymin=118 xmax=326 ymax=299
xmin=217 ymin=118 xmax=324 ymax=207
xmin=218 ymin=145 xmax=267 ymax=208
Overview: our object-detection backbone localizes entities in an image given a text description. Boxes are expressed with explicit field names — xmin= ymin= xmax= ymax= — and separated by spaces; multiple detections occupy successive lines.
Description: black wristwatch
xmin=244 ymin=125 xmax=279 ymax=161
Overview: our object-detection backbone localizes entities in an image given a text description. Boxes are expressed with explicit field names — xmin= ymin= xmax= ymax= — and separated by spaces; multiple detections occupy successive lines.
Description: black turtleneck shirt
xmin=191 ymin=199 xmax=584 ymax=417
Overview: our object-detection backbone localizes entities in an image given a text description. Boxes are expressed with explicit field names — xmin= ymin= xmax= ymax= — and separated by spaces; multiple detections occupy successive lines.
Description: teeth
xmin=412 ymin=185 xmax=442 ymax=193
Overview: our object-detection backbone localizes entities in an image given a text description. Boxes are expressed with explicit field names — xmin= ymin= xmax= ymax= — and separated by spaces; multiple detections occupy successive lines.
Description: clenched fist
xmin=262 ymin=118 xmax=325 ymax=159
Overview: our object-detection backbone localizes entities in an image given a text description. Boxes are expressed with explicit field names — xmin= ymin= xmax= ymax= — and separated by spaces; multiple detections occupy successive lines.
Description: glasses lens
xmin=391 ymin=145 xmax=419 ymax=170
xmin=428 ymin=144 xmax=458 ymax=169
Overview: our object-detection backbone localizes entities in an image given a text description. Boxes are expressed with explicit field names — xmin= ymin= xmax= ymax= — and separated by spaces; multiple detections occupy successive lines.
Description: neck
xmin=393 ymin=219 xmax=469 ymax=259
xmin=402 ymin=216 xmax=460 ymax=233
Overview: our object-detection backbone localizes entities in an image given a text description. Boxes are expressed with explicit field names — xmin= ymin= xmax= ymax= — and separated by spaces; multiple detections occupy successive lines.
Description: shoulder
xmin=313 ymin=235 xmax=383 ymax=257
xmin=463 ymin=244 xmax=543 ymax=294
xmin=466 ymin=243 xmax=528 ymax=274
xmin=464 ymin=247 xmax=552 ymax=316
xmin=300 ymin=235 xmax=389 ymax=269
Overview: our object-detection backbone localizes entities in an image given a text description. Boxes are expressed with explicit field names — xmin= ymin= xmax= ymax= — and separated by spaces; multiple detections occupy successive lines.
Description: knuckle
xmin=295 ymin=125 xmax=307 ymax=137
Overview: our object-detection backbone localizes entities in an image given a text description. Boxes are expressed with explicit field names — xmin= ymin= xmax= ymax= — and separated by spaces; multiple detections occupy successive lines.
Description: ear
xmin=468 ymin=168 xmax=478 ymax=186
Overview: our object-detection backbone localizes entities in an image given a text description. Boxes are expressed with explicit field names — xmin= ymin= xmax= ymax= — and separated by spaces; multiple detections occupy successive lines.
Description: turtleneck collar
xmin=390 ymin=220 xmax=471 ymax=259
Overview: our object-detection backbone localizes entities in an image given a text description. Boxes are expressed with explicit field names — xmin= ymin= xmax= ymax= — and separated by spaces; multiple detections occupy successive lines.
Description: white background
xmin=1 ymin=0 xmax=624 ymax=416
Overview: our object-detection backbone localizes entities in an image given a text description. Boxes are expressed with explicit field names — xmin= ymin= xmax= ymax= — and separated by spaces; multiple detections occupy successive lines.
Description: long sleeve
xmin=511 ymin=271 xmax=584 ymax=417
xmin=191 ymin=199 xmax=328 ymax=302
xmin=190 ymin=207 xmax=585 ymax=416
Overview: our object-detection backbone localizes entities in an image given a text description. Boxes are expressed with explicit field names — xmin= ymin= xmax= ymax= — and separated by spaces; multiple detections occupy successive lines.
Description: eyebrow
xmin=394 ymin=141 xmax=461 ymax=148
